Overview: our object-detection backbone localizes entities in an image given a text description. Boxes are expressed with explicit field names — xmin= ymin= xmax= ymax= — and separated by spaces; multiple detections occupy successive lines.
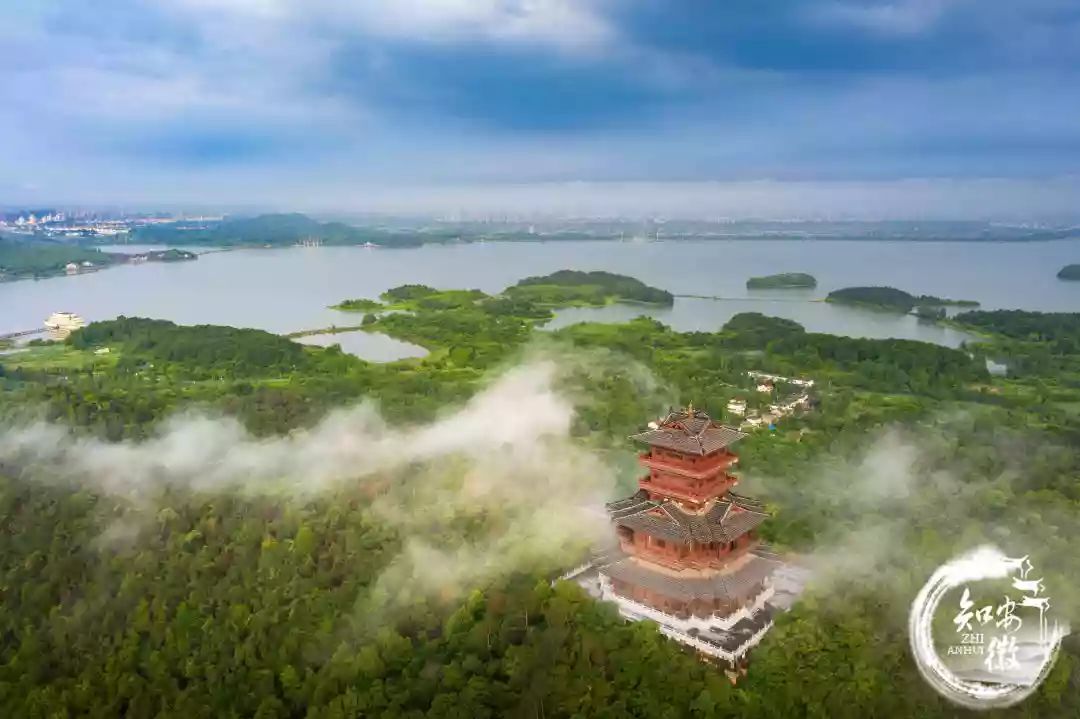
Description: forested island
xmin=745 ymin=272 xmax=817 ymax=289
xmin=143 ymin=248 xmax=197 ymax=263
xmin=827 ymin=286 xmax=979 ymax=314
xmin=506 ymin=269 xmax=675 ymax=306
xmin=827 ymin=286 xmax=917 ymax=312
xmin=1 ymin=275 xmax=1079 ymax=717
xmin=1057 ymin=264 xmax=1080 ymax=280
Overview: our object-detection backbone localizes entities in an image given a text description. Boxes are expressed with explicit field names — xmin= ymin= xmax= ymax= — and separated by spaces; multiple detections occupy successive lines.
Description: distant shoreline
xmin=0 ymin=248 xmax=197 ymax=284
xmin=121 ymin=233 xmax=1080 ymax=248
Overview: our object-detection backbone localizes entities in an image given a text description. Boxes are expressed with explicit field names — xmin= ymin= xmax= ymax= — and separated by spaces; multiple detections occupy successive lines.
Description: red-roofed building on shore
xmin=588 ymin=405 xmax=782 ymax=674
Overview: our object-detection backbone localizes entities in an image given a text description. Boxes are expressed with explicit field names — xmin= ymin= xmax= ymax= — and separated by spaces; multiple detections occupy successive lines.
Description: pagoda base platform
xmin=565 ymin=548 xmax=794 ymax=667
xmin=602 ymin=582 xmax=776 ymax=665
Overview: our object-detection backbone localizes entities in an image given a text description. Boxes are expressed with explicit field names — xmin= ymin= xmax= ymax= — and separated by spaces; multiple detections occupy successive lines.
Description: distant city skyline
xmin=2 ymin=1 xmax=1079 ymax=219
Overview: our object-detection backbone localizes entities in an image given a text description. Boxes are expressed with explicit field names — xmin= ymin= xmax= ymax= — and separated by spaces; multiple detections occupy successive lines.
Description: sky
xmin=2 ymin=0 xmax=1079 ymax=218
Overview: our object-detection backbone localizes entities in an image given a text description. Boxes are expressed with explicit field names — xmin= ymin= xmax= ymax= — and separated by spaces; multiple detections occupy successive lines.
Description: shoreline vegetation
xmin=826 ymin=286 xmax=980 ymax=314
xmin=746 ymin=272 xmax=817 ymax=289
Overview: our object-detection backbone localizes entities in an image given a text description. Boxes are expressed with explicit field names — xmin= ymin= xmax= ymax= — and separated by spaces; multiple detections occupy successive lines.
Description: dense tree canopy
xmin=825 ymin=286 xmax=917 ymax=312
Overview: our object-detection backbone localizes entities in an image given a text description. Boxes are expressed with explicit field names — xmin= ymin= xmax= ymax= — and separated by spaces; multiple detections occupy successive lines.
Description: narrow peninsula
xmin=0 ymin=238 xmax=196 ymax=282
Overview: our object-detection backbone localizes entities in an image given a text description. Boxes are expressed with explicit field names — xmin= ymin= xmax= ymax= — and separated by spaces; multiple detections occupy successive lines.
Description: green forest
xmin=826 ymin=286 xmax=919 ymax=312
xmin=508 ymin=270 xmax=675 ymax=307
xmin=1 ymin=281 xmax=1080 ymax=717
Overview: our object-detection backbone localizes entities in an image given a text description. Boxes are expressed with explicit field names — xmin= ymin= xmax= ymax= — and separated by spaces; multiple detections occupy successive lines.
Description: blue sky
xmin=2 ymin=0 xmax=1079 ymax=217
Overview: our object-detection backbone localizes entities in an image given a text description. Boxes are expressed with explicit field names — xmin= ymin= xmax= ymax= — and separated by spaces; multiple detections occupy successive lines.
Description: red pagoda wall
xmin=639 ymin=472 xmax=736 ymax=505
xmin=638 ymin=448 xmax=739 ymax=505
xmin=641 ymin=448 xmax=738 ymax=473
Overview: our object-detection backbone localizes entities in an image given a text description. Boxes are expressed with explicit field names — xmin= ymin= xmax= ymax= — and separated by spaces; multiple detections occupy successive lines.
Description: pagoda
xmin=598 ymin=405 xmax=780 ymax=670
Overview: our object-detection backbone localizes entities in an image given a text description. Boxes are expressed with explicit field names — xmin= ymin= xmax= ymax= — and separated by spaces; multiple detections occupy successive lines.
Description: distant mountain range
xmin=100 ymin=213 xmax=1080 ymax=247
xmin=130 ymin=213 xmax=438 ymax=248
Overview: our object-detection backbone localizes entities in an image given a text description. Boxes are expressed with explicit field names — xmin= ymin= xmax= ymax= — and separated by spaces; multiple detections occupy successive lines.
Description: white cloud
xmin=346 ymin=0 xmax=612 ymax=49
xmin=164 ymin=0 xmax=614 ymax=51
xmin=812 ymin=0 xmax=964 ymax=35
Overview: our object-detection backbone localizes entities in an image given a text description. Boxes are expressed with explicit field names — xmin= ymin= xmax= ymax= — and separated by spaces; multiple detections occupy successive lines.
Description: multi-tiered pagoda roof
xmin=629 ymin=407 xmax=746 ymax=455
xmin=607 ymin=490 xmax=768 ymax=545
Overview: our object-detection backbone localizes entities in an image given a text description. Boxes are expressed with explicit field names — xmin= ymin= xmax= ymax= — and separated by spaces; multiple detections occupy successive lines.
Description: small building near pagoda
xmin=593 ymin=405 xmax=782 ymax=671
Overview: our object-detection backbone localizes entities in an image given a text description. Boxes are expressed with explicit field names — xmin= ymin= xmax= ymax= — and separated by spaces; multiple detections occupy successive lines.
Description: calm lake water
xmin=293 ymin=330 xmax=428 ymax=362
xmin=3 ymin=239 xmax=1079 ymax=360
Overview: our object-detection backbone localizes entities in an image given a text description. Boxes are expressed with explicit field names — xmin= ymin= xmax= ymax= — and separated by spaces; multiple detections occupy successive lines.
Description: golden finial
xmin=686 ymin=401 xmax=694 ymax=416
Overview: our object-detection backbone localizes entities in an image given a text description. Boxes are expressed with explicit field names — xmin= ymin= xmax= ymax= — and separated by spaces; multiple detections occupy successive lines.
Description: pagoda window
xmin=654 ymin=538 xmax=666 ymax=549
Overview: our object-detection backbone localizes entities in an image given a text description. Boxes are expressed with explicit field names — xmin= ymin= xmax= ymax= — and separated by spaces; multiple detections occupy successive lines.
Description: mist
xmin=742 ymin=421 xmax=1080 ymax=630
xmin=0 ymin=359 xmax=620 ymax=603
xmin=5 ymin=352 xmax=1077 ymax=632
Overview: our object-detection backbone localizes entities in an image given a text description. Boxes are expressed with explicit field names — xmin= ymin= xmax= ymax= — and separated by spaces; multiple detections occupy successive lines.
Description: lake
xmin=2 ymin=239 xmax=1078 ymax=360
xmin=293 ymin=330 xmax=428 ymax=362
